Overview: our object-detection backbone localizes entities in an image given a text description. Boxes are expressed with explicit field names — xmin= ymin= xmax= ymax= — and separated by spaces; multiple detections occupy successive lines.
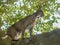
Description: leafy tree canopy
xmin=0 ymin=0 xmax=60 ymax=34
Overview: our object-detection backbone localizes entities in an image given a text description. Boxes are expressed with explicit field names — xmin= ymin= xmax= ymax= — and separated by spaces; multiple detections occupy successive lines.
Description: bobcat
xmin=2 ymin=9 xmax=44 ymax=41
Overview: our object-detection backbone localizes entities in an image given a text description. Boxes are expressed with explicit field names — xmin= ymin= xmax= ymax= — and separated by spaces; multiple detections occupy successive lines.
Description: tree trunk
xmin=14 ymin=29 xmax=60 ymax=45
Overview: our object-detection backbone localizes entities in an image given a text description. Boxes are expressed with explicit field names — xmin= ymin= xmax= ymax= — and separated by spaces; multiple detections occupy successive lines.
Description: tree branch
xmin=15 ymin=29 xmax=60 ymax=45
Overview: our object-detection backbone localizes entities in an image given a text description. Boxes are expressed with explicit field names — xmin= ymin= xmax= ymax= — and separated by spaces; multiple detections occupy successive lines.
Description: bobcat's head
xmin=37 ymin=9 xmax=44 ymax=17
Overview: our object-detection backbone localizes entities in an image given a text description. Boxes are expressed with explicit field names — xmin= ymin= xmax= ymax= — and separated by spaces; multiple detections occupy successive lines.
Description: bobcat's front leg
xmin=21 ymin=30 xmax=25 ymax=39
xmin=29 ymin=26 xmax=33 ymax=37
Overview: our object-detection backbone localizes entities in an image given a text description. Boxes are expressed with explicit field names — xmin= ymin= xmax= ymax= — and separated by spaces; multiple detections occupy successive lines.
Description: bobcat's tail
xmin=1 ymin=32 xmax=8 ymax=39
xmin=1 ymin=35 xmax=8 ymax=39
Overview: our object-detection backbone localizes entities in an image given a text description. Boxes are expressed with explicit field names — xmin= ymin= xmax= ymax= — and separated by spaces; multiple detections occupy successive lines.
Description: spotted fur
xmin=7 ymin=9 xmax=44 ymax=40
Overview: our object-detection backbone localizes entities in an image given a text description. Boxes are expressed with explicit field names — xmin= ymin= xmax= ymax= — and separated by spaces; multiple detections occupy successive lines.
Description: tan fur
xmin=6 ymin=9 xmax=44 ymax=40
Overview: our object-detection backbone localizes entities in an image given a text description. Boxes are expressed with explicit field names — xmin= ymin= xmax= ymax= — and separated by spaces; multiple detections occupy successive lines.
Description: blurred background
xmin=0 ymin=0 xmax=60 ymax=35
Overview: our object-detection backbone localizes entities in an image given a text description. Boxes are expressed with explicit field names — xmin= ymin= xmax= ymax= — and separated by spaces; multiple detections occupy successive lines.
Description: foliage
xmin=0 ymin=0 xmax=60 ymax=35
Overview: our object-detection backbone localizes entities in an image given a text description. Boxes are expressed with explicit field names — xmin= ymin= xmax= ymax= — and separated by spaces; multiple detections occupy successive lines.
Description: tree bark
xmin=15 ymin=29 xmax=60 ymax=45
